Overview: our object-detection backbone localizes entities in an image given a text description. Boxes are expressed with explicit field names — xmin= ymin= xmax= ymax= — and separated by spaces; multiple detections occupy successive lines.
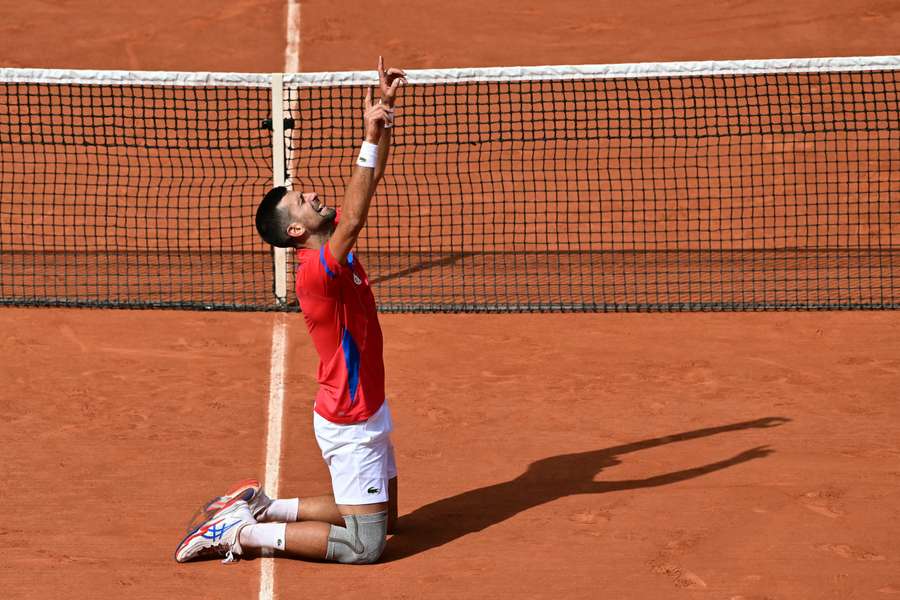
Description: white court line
xmin=260 ymin=1 xmax=301 ymax=597
xmin=285 ymin=0 xmax=302 ymax=73
xmin=260 ymin=315 xmax=287 ymax=600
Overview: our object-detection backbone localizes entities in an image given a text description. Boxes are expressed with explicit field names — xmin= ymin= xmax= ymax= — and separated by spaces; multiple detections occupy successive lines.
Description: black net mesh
xmin=0 ymin=80 xmax=275 ymax=309
xmin=1 ymin=66 xmax=898 ymax=311
xmin=287 ymin=69 xmax=899 ymax=311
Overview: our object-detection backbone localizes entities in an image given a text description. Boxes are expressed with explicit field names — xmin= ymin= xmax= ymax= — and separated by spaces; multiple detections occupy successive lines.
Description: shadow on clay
xmin=383 ymin=416 xmax=790 ymax=561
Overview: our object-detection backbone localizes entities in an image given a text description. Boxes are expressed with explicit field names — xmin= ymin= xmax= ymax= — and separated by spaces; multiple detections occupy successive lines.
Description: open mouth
xmin=304 ymin=194 xmax=326 ymax=213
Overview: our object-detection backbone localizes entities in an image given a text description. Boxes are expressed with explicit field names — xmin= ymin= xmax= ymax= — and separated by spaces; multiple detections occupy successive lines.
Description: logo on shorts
xmin=353 ymin=273 xmax=362 ymax=285
xmin=367 ymin=486 xmax=380 ymax=495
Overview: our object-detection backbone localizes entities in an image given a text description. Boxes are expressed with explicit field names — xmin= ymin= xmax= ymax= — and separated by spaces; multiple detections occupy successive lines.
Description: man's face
xmin=280 ymin=190 xmax=337 ymax=240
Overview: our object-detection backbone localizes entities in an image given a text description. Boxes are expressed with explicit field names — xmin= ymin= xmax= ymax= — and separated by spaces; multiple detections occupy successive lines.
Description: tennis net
xmin=1 ymin=56 xmax=898 ymax=311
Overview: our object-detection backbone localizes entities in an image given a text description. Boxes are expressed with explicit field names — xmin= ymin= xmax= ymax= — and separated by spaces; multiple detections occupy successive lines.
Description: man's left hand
xmin=378 ymin=55 xmax=406 ymax=107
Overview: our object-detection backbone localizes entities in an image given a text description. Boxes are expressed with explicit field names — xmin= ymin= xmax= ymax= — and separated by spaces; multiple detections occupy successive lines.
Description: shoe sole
xmin=205 ymin=479 xmax=260 ymax=513
xmin=185 ymin=479 xmax=260 ymax=534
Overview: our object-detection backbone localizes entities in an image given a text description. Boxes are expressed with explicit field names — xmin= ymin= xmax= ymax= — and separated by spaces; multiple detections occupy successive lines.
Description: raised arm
xmin=328 ymin=56 xmax=406 ymax=265
xmin=371 ymin=56 xmax=405 ymax=188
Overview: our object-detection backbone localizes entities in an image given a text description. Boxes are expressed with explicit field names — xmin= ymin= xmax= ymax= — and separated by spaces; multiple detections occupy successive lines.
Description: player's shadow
xmin=367 ymin=252 xmax=467 ymax=286
xmin=383 ymin=416 xmax=789 ymax=561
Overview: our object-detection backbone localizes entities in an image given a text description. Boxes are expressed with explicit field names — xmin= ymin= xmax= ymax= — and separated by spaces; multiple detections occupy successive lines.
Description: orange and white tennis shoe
xmin=187 ymin=478 xmax=273 ymax=532
xmin=205 ymin=478 xmax=272 ymax=517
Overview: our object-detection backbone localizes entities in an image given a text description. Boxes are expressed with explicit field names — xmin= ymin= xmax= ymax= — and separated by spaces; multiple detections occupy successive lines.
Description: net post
xmin=270 ymin=73 xmax=288 ymax=305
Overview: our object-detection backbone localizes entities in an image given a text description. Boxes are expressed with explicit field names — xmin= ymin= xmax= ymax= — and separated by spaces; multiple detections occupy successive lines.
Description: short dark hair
xmin=255 ymin=186 xmax=294 ymax=248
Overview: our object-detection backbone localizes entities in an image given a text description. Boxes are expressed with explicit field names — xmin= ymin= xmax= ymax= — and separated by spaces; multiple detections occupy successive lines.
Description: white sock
xmin=238 ymin=522 xmax=287 ymax=552
xmin=259 ymin=498 xmax=300 ymax=523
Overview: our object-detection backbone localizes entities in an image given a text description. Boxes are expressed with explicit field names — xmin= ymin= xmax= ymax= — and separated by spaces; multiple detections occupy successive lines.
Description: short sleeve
xmin=296 ymin=245 xmax=345 ymax=298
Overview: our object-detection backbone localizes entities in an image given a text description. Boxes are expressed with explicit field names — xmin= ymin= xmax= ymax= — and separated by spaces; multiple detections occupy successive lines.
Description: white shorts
xmin=313 ymin=401 xmax=397 ymax=505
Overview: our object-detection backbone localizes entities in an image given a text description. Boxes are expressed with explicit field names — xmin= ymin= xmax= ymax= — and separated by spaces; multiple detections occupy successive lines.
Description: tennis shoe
xmin=204 ymin=478 xmax=273 ymax=520
xmin=175 ymin=500 xmax=255 ymax=564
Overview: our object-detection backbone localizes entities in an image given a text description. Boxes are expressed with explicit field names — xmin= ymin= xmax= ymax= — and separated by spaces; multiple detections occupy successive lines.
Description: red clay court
xmin=1 ymin=1 xmax=899 ymax=599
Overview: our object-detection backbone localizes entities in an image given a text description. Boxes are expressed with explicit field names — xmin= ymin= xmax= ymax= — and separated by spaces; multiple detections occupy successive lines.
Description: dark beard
xmin=319 ymin=206 xmax=338 ymax=223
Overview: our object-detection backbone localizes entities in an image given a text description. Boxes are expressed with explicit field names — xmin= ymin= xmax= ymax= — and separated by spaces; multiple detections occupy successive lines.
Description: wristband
xmin=356 ymin=141 xmax=378 ymax=169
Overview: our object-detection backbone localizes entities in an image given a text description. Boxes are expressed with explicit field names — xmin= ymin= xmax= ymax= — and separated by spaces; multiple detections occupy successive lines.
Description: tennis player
xmin=175 ymin=56 xmax=405 ymax=565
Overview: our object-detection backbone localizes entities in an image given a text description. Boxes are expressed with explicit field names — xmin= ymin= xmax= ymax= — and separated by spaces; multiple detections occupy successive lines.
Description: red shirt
xmin=295 ymin=243 xmax=385 ymax=424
